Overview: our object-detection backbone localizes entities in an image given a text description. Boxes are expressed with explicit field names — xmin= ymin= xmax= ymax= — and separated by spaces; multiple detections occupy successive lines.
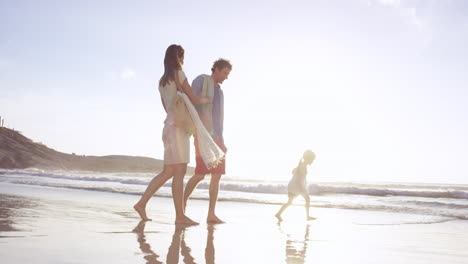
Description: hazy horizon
xmin=1 ymin=0 xmax=468 ymax=184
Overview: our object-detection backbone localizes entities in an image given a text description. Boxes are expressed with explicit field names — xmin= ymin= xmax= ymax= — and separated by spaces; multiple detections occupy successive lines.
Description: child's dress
xmin=287 ymin=161 xmax=308 ymax=196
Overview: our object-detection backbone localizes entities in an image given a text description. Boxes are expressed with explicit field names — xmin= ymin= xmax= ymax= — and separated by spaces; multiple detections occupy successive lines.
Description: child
xmin=275 ymin=150 xmax=316 ymax=221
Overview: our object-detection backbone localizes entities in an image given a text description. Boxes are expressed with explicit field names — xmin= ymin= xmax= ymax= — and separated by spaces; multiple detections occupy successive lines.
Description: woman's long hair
xmin=159 ymin=44 xmax=184 ymax=87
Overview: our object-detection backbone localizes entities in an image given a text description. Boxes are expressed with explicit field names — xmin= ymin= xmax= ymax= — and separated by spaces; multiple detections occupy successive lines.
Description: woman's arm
xmin=181 ymin=79 xmax=211 ymax=105
xmin=160 ymin=96 xmax=167 ymax=113
xmin=175 ymin=71 xmax=210 ymax=105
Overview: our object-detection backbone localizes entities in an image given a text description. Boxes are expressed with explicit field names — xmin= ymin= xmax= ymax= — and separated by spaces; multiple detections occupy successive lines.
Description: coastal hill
xmin=0 ymin=127 xmax=190 ymax=173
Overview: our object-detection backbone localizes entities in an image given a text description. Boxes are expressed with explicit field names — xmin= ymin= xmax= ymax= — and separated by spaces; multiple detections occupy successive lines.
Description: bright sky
xmin=1 ymin=0 xmax=467 ymax=184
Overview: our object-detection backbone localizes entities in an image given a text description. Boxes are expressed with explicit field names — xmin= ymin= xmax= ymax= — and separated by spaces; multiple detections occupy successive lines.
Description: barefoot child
xmin=275 ymin=150 xmax=316 ymax=221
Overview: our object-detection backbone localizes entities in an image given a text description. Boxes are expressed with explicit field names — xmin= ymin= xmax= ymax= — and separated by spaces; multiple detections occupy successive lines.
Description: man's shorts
xmin=194 ymin=137 xmax=226 ymax=175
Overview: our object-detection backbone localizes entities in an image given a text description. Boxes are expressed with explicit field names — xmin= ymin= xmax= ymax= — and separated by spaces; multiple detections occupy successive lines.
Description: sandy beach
xmin=1 ymin=181 xmax=468 ymax=264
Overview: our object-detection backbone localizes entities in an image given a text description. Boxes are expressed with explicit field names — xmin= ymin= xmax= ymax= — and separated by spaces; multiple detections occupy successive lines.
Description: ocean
xmin=1 ymin=168 xmax=467 ymax=224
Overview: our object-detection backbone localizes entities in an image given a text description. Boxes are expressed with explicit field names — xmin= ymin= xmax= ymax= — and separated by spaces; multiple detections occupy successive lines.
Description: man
xmin=183 ymin=58 xmax=232 ymax=224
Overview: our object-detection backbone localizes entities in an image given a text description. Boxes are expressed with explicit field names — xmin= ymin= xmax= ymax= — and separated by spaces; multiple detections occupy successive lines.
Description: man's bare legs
xmin=134 ymin=165 xmax=174 ymax=221
xmin=183 ymin=173 xmax=206 ymax=209
xmin=172 ymin=164 xmax=198 ymax=225
xmin=275 ymin=196 xmax=295 ymax=221
xmin=207 ymin=173 xmax=224 ymax=223
xmin=184 ymin=173 xmax=224 ymax=223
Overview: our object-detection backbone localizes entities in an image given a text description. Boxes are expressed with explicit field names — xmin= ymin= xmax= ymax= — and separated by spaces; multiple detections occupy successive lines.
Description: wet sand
xmin=1 ymin=182 xmax=468 ymax=264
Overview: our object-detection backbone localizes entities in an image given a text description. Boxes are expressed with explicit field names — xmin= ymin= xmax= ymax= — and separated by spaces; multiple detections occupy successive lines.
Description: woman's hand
xmin=200 ymin=96 xmax=211 ymax=104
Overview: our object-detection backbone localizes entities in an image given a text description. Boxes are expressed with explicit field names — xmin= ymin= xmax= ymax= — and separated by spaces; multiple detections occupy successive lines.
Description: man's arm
xmin=191 ymin=76 xmax=204 ymax=97
xmin=192 ymin=75 xmax=214 ymax=133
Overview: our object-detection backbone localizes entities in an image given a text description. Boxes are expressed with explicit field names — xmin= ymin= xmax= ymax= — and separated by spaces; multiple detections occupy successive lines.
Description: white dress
xmin=159 ymin=70 xmax=190 ymax=165
xmin=287 ymin=161 xmax=308 ymax=196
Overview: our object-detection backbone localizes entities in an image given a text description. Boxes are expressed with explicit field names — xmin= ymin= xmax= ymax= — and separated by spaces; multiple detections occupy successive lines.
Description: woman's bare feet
xmin=307 ymin=216 xmax=316 ymax=220
xmin=207 ymin=214 xmax=225 ymax=224
xmin=175 ymin=215 xmax=199 ymax=226
xmin=134 ymin=204 xmax=152 ymax=221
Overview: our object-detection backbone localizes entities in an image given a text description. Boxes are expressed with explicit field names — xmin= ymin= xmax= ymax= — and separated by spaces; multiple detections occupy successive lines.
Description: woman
xmin=134 ymin=44 xmax=209 ymax=225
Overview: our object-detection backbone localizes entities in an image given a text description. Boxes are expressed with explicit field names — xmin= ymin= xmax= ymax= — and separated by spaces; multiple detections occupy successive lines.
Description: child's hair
xmin=302 ymin=150 xmax=315 ymax=163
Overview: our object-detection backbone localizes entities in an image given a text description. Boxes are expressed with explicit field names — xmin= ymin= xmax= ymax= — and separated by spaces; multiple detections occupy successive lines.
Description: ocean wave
xmin=11 ymin=180 xmax=468 ymax=221
xmin=307 ymin=184 xmax=468 ymax=200
xmin=1 ymin=170 xmax=151 ymax=185
xmin=391 ymin=200 xmax=468 ymax=210
xmin=2 ymin=169 xmax=468 ymax=200
xmin=212 ymin=183 xmax=468 ymax=200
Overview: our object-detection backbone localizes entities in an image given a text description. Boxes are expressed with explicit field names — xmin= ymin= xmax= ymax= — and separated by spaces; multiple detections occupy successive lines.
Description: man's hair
xmin=211 ymin=58 xmax=232 ymax=73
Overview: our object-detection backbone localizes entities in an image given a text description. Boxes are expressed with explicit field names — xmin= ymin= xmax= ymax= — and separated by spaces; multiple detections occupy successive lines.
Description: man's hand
xmin=220 ymin=144 xmax=228 ymax=153
xmin=214 ymin=138 xmax=227 ymax=153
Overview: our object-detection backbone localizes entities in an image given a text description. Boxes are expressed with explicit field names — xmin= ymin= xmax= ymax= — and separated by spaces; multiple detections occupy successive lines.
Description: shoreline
xmin=1 ymin=182 xmax=468 ymax=263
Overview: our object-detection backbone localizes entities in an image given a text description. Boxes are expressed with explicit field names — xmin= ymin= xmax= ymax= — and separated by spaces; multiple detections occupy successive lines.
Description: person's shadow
xmin=277 ymin=222 xmax=311 ymax=264
xmin=133 ymin=220 xmax=199 ymax=264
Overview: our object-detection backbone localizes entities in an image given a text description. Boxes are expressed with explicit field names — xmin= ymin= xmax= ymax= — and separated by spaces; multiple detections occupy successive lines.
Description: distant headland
xmin=0 ymin=127 xmax=192 ymax=173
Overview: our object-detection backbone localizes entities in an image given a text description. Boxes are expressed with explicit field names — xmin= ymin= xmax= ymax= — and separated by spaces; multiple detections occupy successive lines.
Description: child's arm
xmin=292 ymin=158 xmax=304 ymax=176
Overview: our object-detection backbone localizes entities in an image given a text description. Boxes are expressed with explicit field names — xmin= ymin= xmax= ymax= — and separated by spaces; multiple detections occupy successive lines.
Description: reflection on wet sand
xmin=278 ymin=222 xmax=310 ymax=264
xmin=134 ymin=221 xmax=219 ymax=264
xmin=205 ymin=224 xmax=215 ymax=264
xmin=166 ymin=224 xmax=196 ymax=264
xmin=133 ymin=220 xmax=163 ymax=264
xmin=0 ymin=194 xmax=38 ymax=233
